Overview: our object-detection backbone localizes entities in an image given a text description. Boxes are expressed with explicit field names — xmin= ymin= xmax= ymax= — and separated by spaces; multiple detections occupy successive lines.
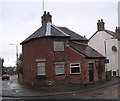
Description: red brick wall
xmin=65 ymin=45 xmax=89 ymax=84
xmin=22 ymin=37 xmax=105 ymax=86
xmin=23 ymin=38 xmax=51 ymax=85
xmin=22 ymin=37 xmax=69 ymax=86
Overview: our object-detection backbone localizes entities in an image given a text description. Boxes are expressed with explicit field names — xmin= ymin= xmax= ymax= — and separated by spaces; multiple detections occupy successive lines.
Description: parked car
xmin=2 ymin=74 xmax=10 ymax=80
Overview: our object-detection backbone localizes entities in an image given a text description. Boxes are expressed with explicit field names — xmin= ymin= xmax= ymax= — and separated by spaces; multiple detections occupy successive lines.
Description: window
xmin=37 ymin=62 xmax=45 ymax=75
xmin=54 ymin=41 xmax=64 ymax=51
xmin=70 ymin=63 xmax=80 ymax=74
xmin=113 ymin=71 xmax=116 ymax=76
xmin=55 ymin=64 xmax=64 ymax=75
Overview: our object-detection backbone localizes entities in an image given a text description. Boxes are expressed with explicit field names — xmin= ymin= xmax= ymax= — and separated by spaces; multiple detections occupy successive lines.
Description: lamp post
xmin=10 ymin=44 xmax=18 ymax=70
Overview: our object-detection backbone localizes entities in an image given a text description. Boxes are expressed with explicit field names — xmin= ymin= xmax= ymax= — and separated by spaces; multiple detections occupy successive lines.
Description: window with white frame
xmin=55 ymin=64 xmax=64 ymax=75
xmin=70 ymin=63 xmax=80 ymax=74
xmin=37 ymin=62 xmax=45 ymax=75
xmin=54 ymin=41 xmax=64 ymax=51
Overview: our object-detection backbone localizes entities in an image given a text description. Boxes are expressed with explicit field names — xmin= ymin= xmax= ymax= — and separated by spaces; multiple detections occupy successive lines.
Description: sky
xmin=0 ymin=0 xmax=119 ymax=67
xmin=118 ymin=1 xmax=120 ymax=27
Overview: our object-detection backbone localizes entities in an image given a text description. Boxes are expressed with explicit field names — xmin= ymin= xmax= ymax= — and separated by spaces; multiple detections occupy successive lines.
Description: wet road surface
xmin=1 ymin=75 xmax=120 ymax=100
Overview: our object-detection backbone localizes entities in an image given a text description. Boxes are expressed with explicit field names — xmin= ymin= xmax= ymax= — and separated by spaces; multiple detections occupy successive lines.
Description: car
xmin=2 ymin=74 xmax=10 ymax=80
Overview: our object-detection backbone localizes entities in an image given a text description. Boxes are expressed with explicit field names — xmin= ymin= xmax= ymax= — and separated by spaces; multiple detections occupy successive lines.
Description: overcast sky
xmin=0 ymin=0 xmax=119 ymax=66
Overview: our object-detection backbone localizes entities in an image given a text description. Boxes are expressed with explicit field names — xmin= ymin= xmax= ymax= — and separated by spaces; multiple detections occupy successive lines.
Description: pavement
xmin=0 ymin=77 xmax=2 ymax=100
xmin=2 ymin=75 xmax=120 ymax=98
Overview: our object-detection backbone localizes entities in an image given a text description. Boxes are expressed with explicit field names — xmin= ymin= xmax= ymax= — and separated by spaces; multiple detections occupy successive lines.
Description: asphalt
xmin=2 ymin=77 xmax=120 ymax=98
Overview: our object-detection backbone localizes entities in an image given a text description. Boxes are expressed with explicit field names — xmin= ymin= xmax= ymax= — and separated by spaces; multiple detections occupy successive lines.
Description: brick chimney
xmin=115 ymin=27 xmax=120 ymax=34
xmin=41 ymin=11 xmax=52 ymax=25
xmin=97 ymin=19 xmax=105 ymax=31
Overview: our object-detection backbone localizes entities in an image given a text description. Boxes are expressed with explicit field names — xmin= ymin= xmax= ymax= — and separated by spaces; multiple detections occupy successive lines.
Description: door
xmin=89 ymin=63 xmax=94 ymax=82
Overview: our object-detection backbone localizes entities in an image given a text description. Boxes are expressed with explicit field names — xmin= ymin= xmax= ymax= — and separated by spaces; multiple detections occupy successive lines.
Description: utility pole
xmin=10 ymin=44 xmax=18 ymax=71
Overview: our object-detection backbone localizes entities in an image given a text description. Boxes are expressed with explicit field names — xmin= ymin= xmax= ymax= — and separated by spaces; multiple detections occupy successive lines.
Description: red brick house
xmin=20 ymin=11 xmax=106 ymax=86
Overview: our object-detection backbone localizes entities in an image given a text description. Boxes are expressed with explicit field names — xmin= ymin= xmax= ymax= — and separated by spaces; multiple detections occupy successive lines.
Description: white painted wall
xmin=0 ymin=58 xmax=2 ymax=76
xmin=89 ymin=31 xmax=119 ymax=76
xmin=106 ymin=39 xmax=118 ymax=76
xmin=89 ymin=31 xmax=113 ymax=56
xmin=118 ymin=1 xmax=120 ymax=76
xmin=118 ymin=40 xmax=120 ymax=76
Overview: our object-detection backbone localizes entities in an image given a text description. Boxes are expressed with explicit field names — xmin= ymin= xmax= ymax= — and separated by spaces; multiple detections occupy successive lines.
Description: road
xmin=1 ymin=75 xmax=120 ymax=100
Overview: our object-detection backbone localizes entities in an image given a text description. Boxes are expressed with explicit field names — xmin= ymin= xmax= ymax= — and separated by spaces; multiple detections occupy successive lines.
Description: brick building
xmin=20 ymin=11 xmax=105 ymax=86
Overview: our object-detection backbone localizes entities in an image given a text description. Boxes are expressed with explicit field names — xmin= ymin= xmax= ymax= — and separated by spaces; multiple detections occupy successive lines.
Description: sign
xmin=105 ymin=59 xmax=109 ymax=64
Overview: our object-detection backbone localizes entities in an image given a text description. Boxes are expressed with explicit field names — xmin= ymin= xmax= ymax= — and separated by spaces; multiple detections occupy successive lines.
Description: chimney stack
xmin=41 ymin=11 xmax=52 ymax=25
xmin=97 ymin=19 xmax=105 ymax=31
xmin=115 ymin=27 xmax=120 ymax=34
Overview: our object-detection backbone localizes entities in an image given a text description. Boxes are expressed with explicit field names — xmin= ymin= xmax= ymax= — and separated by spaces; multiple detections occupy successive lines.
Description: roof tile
xmin=21 ymin=22 xmax=88 ymax=44
xmin=70 ymin=42 xmax=105 ymax=58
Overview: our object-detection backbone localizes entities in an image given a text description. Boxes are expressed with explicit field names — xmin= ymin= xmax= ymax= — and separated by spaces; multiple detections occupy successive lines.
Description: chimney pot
xmin=97 ymin=19 xmax=105 ymax=31
xmin=115 ymin=26 xmax=120 ymax=34
xmin=47 ymin=12 xmax=50 ymax=15
xmin=41 ymin=11 xmax=52 ymax=25
xmin=44 ymin=11 xmax=46 ymax=15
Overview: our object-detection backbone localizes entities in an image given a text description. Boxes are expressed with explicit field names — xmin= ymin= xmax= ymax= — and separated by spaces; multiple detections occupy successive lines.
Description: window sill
xmin=53 ymin=51 xmax=64 ymax=52
xmin=35 ymin=75 xmax=46 ymax=80
xmin=56 ymin=74 xmax=65 ymax=76
xmin=70 ymin=73 xmax=80 ymax=75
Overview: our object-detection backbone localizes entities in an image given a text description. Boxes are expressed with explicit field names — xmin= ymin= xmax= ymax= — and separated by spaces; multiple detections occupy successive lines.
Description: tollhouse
xmin=20 ymin=11 xmax=106 ymax=86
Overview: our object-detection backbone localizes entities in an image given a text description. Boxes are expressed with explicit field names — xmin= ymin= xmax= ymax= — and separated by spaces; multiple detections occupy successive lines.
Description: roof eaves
xmin=85 ymin=57 xmax=105 ymax=59
xmin=89 ymin=31 xmax=98 ymax=40
xmin=104 ymin=30 xmax=120 ymax=39
xmin=89 ymin=29 xmax=120 ymax=40
xmin=70 ymin=39 xmax=89 ymax=41
xmin=20 ymin=35 xmax=70 ymax=45
xmin=20 ymin=37 xmax=41 ymax=45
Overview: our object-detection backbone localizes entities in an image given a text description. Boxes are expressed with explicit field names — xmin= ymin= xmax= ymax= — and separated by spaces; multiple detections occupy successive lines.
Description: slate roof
xmin=58 ymin=27 xmax=88 ymax=41
xmin=20 ymin=22 xmax=88 ymax=44
xmin=104 ymin=30 xmax=120 ymax=39
xmin=70 ymin=42 xmax=105 ymax=58
xmin=89 ymin=29 xmax=120 ymax=40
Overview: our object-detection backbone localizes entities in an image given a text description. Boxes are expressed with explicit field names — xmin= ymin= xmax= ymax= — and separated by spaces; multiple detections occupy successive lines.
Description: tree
xmin=17 ymin=53 xmax=23 ymax=74
xmin=96 ymin=59 xmax=105 ymax=82
xmin=1 ymin=58 xmax=6 ymax=74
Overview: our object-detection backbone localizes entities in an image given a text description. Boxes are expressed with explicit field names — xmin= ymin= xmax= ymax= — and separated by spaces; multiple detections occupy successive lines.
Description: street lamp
xmin=10 ymin=44 xmax=18 ymax=68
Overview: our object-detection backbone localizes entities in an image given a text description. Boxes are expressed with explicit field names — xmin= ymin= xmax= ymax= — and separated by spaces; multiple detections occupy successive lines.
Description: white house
xmin=118 ymin=1 xmax=120 ymax=77
xmin=89 ymin=19 xmax=120 ymax=76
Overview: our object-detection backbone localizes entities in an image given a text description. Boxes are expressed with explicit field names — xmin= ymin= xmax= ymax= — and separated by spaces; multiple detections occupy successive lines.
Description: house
xmin=20 ymin=11 xmax=105 ymax=86
xmin=2 ymin=66 xmax=17 ymax=75
xmin=89 ymin=19 xmax=120 ymax=77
